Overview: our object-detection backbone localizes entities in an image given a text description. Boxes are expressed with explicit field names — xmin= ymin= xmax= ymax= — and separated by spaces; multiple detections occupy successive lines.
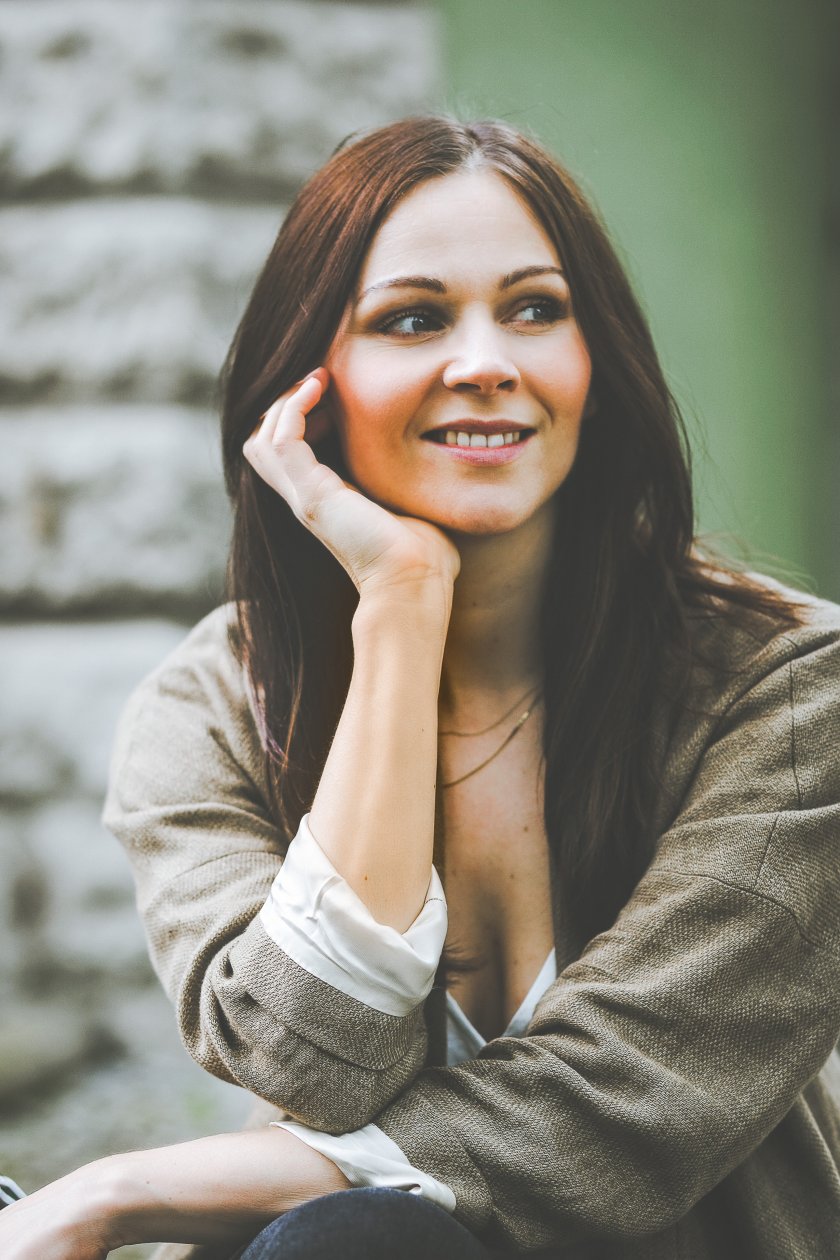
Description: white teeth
xmin=439 ymin=429 xmax=526 ymax=447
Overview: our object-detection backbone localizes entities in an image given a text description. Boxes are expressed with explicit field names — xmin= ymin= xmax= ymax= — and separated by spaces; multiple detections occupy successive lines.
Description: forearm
xmin=103 ymin=593 xmax=449 ymax=1123
xmin=309 ymin=584 xmax=450 ymax=930
xmin=71 ymin=1127 xmax=349 ymax=1253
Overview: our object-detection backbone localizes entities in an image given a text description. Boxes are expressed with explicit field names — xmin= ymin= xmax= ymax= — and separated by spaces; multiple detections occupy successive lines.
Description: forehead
xmin=357 ymin=169 xmax=560 ymax=287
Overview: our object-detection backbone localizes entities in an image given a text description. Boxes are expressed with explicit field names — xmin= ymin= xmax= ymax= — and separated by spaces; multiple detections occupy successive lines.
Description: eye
xmin=508 ymin=296 xmax=569 ymax=325
xmin=375 ymin=307 xmax=446 ymax=337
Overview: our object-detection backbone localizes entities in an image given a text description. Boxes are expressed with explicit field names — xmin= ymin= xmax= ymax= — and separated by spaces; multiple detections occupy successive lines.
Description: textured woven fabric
xmin=104 ymin=583 xmax=840 ymax=1259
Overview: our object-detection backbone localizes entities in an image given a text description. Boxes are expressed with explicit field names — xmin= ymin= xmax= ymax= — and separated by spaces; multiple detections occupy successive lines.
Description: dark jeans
xmin=239 ymin=1187 xmax=516 ymax=1259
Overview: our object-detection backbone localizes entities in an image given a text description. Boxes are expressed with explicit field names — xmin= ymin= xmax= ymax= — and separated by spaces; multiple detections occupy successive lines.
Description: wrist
xmin=45 ymin=1157 xmax=131 ymax=1253
xmin=82 ymin=1154 xmax=152 ymax=1252
xmin=80 ymin=1150 xmax=211 ymax=1252
xmin=354 ymin=578 xmax=452 ymax=641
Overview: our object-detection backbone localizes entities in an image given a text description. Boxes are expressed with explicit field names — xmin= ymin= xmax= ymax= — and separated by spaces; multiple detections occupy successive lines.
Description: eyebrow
xmin=357 ymin=264 xmax=566 ymax=302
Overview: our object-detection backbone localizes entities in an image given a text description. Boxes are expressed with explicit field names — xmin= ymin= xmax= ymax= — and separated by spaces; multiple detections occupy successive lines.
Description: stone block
xmin=0 ymin=408 xmax=230 ymax=613
xmin=0 ymin=200 xmax=282 ymax=404
xmin=0 ymin=0 xmax=439 ymax=199
xmin=17 ymin=798 xmax=153 ymax=983
xmin=0 ymin=618 xmax=189 ymax=803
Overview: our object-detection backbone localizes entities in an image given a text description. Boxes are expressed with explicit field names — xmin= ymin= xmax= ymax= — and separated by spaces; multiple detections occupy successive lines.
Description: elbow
xmin=275 ymin=1080 xmax=392 ymax=1135
xmin=181 ymin=982 xmax=428 ymax=1133
xmin=260 ymin=1031 xmax=430 ymax=1134
xmin=177 ymin=933 xmax=431 ymax=1129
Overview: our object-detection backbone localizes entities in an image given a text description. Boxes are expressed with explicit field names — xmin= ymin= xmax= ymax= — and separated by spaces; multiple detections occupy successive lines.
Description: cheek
xmin=334 ymin=386 xmax=396 ymax=456
xmin=549 ymin=340 xmax=592 ymax=414
xmin=327 ymin=353 xmax=422 ymax=449
xmin=565 ymin=331 xmax=592 ymax=389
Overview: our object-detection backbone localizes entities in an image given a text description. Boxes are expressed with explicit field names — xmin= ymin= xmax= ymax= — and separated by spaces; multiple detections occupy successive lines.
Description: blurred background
xmin=0 ymin=1 xmax=836 ymax=1255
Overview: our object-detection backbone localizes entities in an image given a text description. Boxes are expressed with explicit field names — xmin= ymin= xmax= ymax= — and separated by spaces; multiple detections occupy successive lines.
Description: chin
xmin=416 ymin=502 xmax=539 ymax=538
xmin=359 ymin=476 xmax=551 ymax=538
xmin=450 ymin=514 xmax=530 ymax=537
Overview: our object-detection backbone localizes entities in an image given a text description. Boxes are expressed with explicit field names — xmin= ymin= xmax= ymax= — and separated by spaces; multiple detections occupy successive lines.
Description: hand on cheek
xmin=298 ymin=366 xmax=335 ymax=447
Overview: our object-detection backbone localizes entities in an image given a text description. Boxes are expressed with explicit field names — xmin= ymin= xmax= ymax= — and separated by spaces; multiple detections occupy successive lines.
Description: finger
xmin=264 ymin=374 xmax=324 ymax=443
xmin=299 ymin=367 xmax=333 ymax=444
xmin=246 ymin=371 xmax=327 ymax=446
xmin=243 ymin=374 xmax=339 ymax=517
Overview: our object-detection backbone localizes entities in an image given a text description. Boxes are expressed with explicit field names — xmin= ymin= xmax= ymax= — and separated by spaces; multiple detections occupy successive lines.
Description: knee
xmin=240 ymin=1187 xmax=482 ymax=1260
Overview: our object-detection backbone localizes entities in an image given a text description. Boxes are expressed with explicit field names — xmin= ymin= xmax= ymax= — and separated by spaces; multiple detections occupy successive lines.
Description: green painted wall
xmin=434 ymin=0 xmax=836 ymax=596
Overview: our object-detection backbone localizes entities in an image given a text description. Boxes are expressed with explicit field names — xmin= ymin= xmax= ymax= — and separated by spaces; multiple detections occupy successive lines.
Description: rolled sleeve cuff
xmin=259 ymin=813 xmax=447 ymax=1016
xmin=271 ymin=1119 xmax=456 ymax=1214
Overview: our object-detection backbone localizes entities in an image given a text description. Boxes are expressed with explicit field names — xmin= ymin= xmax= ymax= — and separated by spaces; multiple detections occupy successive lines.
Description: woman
xmin=2 ymin=116 xmax=839 ymax=1259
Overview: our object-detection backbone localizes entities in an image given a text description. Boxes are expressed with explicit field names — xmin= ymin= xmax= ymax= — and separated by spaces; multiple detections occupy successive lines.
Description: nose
xmin=441 ymin=316 xmax=521 ymax=394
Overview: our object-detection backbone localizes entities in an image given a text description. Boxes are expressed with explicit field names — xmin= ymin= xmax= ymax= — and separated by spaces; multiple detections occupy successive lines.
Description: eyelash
xmin=374 ymin=296 xmax=570 ymax=338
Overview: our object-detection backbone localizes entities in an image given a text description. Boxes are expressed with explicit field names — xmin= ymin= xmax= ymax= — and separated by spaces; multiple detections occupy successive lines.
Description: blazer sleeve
xmin=367 ymin=622 xmax=840 ymax=1250
xmin=102 ymin=613 xmax=440 ymax=1130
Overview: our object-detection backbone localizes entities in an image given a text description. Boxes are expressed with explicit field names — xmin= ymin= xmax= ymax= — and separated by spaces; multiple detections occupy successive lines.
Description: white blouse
xmin=259 ymin=814 xmax=557 ymax=1213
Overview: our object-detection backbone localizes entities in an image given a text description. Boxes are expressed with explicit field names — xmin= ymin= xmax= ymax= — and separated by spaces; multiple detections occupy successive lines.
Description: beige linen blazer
xmin=105 ymin=586 xmax=840 ymax=1258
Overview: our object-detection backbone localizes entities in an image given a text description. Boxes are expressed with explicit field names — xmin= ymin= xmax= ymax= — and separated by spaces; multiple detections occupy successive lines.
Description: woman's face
xmin=323 ymin=169 xmax=592 ymax=537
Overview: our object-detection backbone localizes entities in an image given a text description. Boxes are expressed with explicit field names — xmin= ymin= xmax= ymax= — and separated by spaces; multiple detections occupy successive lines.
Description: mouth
xmin=420 ymin=423 xmax=536 ymax=465
xmin=422 ymin=422 xmax=537 ymax=449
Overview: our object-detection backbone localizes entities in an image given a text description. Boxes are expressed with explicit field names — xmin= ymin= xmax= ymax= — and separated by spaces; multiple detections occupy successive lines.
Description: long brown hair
xmin=220 ymin=116 xmax=803 ymax=947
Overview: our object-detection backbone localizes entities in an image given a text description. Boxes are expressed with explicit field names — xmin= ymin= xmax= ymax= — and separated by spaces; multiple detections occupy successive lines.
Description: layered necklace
xmin=439 ymin=684 xmax=543 ymax=789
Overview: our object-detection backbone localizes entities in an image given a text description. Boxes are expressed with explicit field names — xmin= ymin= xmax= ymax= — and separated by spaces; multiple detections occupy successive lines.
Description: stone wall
xmin=0 ymin=3 xmax=438 ymax=1252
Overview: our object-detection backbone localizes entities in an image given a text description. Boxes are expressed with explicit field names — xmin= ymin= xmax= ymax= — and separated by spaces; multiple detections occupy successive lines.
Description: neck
xmin=439 ymin=504 xmax=555 ymax=724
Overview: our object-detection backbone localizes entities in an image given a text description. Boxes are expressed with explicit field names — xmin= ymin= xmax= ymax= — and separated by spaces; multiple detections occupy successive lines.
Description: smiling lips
xmin=429 ymin=429 xmax=528 ymax=448
xmin=424 ymin=419 xmax=535 ymax=445
xmin=422 ymin=422 xmax=535 ymax=463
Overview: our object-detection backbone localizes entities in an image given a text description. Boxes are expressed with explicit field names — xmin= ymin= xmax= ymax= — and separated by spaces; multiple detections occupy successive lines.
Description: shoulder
xmin=133 ymin=601 xmax=242 ymax=691
xmin=644 ymin=575 xmax=840 ymax=946
xmin=124 ymin=602 xmax=256 ymax=729
xmin=651 ymin=573 xmax=840 ymax=836
xmin=686 ymin=571 xmax=840 ymax=707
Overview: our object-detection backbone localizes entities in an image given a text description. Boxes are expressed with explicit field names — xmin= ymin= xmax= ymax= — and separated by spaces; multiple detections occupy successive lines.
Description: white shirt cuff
xmin=259 ymin=813 xmax=447 ymax=1016
xmin=271 ymin=1120 xmax=456 ymax=1214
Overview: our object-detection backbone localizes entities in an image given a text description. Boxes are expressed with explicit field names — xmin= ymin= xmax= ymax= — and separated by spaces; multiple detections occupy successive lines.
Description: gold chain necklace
xmin=440 ymin=692 xmax=542 ymax=789
xmin=438 ymin=684 xmax=541 ymax=736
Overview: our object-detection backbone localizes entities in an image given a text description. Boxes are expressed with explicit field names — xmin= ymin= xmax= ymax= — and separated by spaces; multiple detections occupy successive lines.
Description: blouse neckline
xmin=445 ymin=948 xmax=556 ymax=1060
